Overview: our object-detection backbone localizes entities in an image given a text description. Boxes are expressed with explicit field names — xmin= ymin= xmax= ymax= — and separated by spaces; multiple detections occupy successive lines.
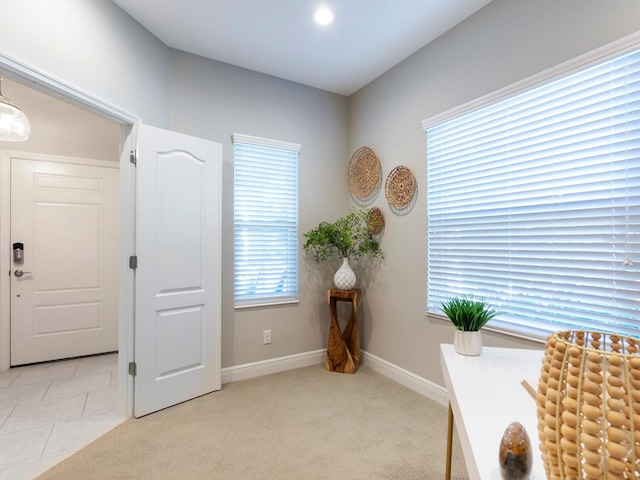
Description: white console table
xmin=440 ymin=344 xmax=546 ymax=480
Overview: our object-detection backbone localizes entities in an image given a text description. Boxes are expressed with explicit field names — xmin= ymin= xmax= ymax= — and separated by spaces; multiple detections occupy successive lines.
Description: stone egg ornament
xmin=499 ymin=421 xmax=532 ymax=480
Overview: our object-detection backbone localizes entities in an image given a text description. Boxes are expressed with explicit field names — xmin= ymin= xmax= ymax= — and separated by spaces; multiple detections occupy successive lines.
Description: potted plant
xmin=303 ymin=208 xmax=383 ymax=290
xmin=440 ymin=296 xmax=499 ymax=356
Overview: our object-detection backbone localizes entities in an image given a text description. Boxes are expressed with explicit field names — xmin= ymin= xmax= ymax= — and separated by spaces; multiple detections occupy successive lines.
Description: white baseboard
xmin=362 ymin=351 xmax=449 ymax=406
xmin=221 ymin=348 xmax=449 ymax=407
xmin=222 ymin=349 xmax=325 ymax=384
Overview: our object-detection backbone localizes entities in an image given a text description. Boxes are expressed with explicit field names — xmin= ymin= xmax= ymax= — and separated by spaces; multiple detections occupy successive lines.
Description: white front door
xmin=134 ymin=125 xmax=222 ymax=417
xmin=10 ymin=156 xmax=119 ymax=366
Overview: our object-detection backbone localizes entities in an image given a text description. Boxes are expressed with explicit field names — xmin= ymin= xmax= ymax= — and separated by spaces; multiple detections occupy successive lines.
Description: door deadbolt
xmin=14 ymin=270 xmax=31 ymax=277
xmin=13 ymin=243 xmax=24 ymax=264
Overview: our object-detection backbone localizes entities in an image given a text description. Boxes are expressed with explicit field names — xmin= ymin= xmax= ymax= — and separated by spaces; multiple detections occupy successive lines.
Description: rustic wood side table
xmin=325 ymin=288 xmax=361 ymax=374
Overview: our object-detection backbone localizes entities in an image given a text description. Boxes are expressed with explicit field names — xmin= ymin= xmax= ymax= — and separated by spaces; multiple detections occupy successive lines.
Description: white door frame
xmin=0 ymin=51 xmax=141 ymax=418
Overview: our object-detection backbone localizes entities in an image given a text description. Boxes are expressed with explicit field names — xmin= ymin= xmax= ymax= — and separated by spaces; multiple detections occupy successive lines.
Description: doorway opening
xmin=0 ymin=50 xmax=223 ymax=427
xmin=0 ymin=56 xmax=139 ymax=423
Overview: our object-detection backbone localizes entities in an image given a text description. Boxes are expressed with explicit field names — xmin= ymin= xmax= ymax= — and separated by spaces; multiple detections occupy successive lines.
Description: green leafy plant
xmin=303 ymin=209 xmax=383 ymax=262
xmin=440 ymin=296 xmax=500 ymax=331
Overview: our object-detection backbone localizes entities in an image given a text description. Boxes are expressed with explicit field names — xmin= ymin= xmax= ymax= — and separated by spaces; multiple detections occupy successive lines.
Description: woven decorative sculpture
xmin=536 ymin=331 xmax=640 ymax=480
xmin=366 ymin=207 xmax=384 ymax=234
xmin=385 ymin=165 xmax=416 ymax=208
xmin=348 ymin=146 xmax=381 ymax=201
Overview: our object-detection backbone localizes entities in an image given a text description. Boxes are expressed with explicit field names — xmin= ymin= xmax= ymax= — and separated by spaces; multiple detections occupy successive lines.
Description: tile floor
xmin=0 ymin=353 xmax=125 ymax=479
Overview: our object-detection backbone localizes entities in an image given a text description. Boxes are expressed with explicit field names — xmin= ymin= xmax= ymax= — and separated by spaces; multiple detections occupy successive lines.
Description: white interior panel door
xmin=134 ymin=125 xmax=221 ymax=417
xmin=10 ymin=157 xmax=119 ymax=365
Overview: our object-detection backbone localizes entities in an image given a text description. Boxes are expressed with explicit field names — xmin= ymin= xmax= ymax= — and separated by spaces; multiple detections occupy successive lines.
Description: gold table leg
xmin=446 ymin=403 xmax=453 ymax=480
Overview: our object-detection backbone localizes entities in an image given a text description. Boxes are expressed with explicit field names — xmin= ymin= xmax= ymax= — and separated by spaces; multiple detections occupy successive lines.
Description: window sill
xmin=235 ymin=299 xmax=299 ymax=310
xmin=426 ymin=311 xmax=547 ymax=345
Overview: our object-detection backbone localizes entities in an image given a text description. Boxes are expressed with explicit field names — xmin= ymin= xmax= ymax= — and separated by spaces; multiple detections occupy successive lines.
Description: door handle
xmin=14 ymin=270 xmax=32 ymax=277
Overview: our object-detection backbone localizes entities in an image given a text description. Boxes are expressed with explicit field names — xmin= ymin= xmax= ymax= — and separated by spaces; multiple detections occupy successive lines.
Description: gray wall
xmin=168 ymin=52 xmax=350 ymax=367
xmin=348 ymin=0 xmax=640 ymax=386
xmin=0 ymin=0 xmax=170 ymax=127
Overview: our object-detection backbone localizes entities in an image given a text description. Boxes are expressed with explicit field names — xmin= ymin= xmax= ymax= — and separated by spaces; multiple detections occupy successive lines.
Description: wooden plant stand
xmin=325 ymin=288 xmax=361 ymax=374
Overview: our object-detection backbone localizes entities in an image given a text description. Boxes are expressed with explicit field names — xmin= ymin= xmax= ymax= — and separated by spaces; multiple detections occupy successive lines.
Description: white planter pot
xmin=334 ymin=257 xmax=356 ymax=290
xmin=453 ymin=330 xmax=482 ymax=356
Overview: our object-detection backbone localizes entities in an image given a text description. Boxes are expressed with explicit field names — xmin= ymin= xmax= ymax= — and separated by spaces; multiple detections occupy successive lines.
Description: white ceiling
xmin=111 ymin=0 xmax=493 ymax=96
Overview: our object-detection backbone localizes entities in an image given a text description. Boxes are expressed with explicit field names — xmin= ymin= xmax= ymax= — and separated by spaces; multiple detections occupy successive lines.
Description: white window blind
xmin=233 ymin=134 xmax=300 ymax=306
xmin=426 ymin=47 xmax=640 ymax=340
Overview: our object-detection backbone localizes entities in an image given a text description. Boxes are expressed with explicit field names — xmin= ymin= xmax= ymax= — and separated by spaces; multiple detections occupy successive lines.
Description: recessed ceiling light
xmin=314 ymin=7 xmax=334 ymax=25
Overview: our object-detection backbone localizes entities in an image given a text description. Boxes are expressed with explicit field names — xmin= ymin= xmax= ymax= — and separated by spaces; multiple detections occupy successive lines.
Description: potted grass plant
xmin=440 ymin=296 xmax=500 ymax=356
xmin=303 ymin=209 xmax=383 ymax=290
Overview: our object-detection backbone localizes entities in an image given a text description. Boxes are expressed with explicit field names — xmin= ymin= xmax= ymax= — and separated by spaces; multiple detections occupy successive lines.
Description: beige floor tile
xmin=44 ymin=372 xmax=111 ymax=401
xmin=42 ymin=412 xmax=125 ymax=458
xmin=0 ymin=354 xmax=122 ymax=479
xmin=0 ymin=369 xmax=20 ymax=389
xmin=0 ymin=453 xmax=71 ymax=480
xmin=110 ymin=370 xmax=119 ymax=388
xmin=11 ymin=362 xmax=78 ymax=387
xmin=0 ymin=407 xmax=12 ymax=427
xmin=0 ymin=382 xmax=49 ymax=409
xmin=0 ymin=394 xmax=86 ymax=434
xmin=0 ymin=425 xmax=52 ymax=470
xmin=75 ymin=353 xmax=118 ymax=376
xmin=84 ymin=387 xmax=118 ymax=416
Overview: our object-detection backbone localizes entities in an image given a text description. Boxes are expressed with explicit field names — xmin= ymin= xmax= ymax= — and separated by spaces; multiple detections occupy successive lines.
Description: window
xmin=233 ymin=134 xmax=300 ymax=306
xmin=424 ymin=45 xmax=640 ymax=340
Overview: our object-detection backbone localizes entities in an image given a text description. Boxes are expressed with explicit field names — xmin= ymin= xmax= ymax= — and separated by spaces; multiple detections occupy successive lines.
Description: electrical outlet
xmin=263 ymin=329 xmax=272 ymax=345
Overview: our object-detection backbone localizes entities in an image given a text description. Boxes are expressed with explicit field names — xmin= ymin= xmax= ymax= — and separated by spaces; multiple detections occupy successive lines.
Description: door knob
xmin=14 ymin=270 xmax=31 ymax=277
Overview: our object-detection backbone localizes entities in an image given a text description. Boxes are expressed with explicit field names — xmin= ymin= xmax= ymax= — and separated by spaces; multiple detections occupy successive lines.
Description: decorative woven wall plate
xmin=385 ymin=165 xmax=416 ymax=208
xmin=348 ymin=146 xmax=381 ymax=200
xmin=366 ymin=207 xmax=384 ymax=234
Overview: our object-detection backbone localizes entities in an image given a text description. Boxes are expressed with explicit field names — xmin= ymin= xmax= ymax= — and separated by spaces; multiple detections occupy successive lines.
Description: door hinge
xmin=129 ymin=149 xmax=137 ymax=166
xmin=129 ymin=255 xmax=137 ymax=270
xmin=128 ymin=362 xmax=137 ymax=376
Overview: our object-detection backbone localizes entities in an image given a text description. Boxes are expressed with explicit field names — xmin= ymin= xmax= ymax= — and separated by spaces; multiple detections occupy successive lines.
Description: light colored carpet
xmin=37 ymin=364 xmax=469 ymax=479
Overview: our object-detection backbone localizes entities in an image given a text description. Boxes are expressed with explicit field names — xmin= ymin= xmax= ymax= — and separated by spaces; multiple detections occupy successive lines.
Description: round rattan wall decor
xmin=366 ymin=207 xmax=384 ymax=234
xmin=348 ymin=146 xmax=381 ymax=201
xmin=385 ymin=165 xmax=416 ymax=209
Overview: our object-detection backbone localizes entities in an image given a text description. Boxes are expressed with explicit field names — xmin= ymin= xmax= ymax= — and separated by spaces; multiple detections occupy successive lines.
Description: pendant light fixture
xmin=0 ymin=77 xmax=30 ymax=142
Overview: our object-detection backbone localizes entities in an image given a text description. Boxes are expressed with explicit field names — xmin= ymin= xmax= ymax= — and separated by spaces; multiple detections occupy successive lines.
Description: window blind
xmin=426 ymin=48 xmax=640 ymax=340
xmin=233 ymin=134 xmax=300 ymax=306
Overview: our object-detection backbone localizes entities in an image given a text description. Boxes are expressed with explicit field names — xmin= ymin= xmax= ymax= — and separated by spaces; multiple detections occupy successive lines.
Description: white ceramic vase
xmin=453 ymin=330 xmax=482 ymax=356
xmin=334 ymin=257 xmax=356 ymax=290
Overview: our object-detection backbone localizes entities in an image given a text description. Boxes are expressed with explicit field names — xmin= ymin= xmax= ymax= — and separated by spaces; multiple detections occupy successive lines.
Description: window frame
xmin=422 ymin=33 xmax=640 ymax=342
xmin=232 ymin=133 xmax=300 ymax=308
